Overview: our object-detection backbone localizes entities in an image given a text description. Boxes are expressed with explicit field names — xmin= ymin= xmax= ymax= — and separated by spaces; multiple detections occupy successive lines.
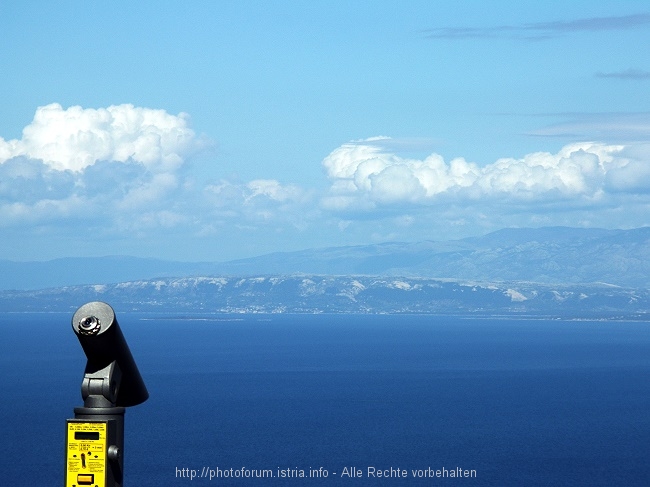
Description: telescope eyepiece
xmin=78 ymin=315 xmax=101 ymax=335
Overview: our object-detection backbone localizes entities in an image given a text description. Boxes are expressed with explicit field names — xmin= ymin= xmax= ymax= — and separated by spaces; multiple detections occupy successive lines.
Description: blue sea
xmin=1 ymin=312 xmax=649 ymax=486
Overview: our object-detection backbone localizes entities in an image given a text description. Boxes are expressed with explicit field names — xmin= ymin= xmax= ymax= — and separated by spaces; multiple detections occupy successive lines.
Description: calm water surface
xmin=1 ymin=313 xmax=649 ymax=486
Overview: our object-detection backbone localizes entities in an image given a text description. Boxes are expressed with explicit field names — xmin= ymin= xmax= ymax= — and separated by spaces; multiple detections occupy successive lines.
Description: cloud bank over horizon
xmin=0 ymin=104 xmax=311 ymax=242
xmin=1 ymin=104 xmax=649 ymax=259
xmin=0 ymin=104 xmax=209 ymax=229
xmin=321 ymin=137 xmax=650 ymax=211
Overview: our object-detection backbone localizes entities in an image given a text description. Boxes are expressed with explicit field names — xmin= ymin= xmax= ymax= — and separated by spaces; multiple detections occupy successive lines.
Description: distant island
xmin=1 ymin=227 xmax=648 ymax=318
xmin=1 ymin=275 xmax=648 ymax=319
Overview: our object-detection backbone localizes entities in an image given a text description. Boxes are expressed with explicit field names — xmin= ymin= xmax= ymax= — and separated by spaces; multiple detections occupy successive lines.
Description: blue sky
xmin=1 ymin=1 xmax=649 ymax=262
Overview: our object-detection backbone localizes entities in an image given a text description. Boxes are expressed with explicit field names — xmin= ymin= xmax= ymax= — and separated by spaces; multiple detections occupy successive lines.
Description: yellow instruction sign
xmin=65 ymin=421 xmax=107 ymax=487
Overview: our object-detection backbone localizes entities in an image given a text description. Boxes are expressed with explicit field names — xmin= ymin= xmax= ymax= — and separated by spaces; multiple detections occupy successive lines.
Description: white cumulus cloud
xmin=321 ymin=137 xmax=633 ymax=211
xmin=0 ymin=103 xmax=210 ymax=229
xmin=0 ymin=103 xmax=206 ymax=172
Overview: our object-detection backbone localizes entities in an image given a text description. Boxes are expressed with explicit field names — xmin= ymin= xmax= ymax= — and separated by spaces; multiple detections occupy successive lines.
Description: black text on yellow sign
xmin=65 ymin=421 xmax=107 ymax=487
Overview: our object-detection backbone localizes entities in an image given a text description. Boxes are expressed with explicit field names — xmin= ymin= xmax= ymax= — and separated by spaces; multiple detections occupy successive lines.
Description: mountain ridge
xmin=1 ymin=226 xmax=649 ymax=290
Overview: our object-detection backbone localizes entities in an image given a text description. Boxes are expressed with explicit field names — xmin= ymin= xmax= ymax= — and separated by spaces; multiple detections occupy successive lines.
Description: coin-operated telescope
xmin=65 ymin=302 xmax=148 ymax=487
